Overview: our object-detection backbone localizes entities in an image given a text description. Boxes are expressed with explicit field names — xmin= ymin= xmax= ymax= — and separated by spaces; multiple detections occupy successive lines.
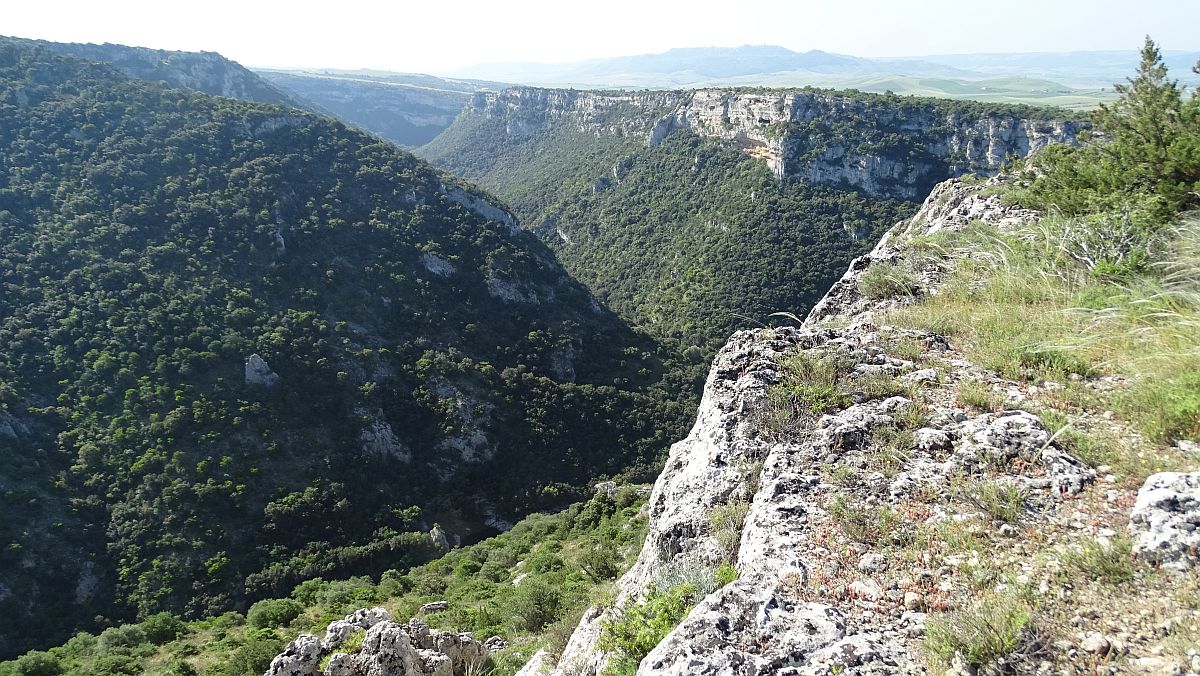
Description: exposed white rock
xmin=440 ymin=183 xmax=518 ymax=232
xmin=269 ymin=610 xmax=489 ymax=676
xmin=357 ymin=408 xmax=411 ymax=462
xmin=0 ymin=412 xmax=30 ymax=442
xmin=1129 ymin=472 xmax=1200 ymax=571
xmin=420 ymin=252 xmax=456 ymax=278
xmin=245 ymin=353 xmax=281 ymax=388
xmin=266 ymin=633 xmax=323 ymax=676
xmin=515 ymin=649 xmax=554 ymax=676
xmin=485 ymin=272 xmax=540 ymax=303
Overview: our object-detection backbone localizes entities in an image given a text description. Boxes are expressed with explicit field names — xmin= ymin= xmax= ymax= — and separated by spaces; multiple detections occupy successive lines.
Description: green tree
xmin=1019 ymin=37 xmax=1200 ymax=227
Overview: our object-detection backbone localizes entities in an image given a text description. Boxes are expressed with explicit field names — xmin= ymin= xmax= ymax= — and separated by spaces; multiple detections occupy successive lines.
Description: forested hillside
xmin=0 ymin=40 xmax=693 ymax=658
xmin=420 ymin=88 xmax=1078 ymax=350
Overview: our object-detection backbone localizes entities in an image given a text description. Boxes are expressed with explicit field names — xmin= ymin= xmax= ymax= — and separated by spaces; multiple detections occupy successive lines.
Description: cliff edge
xmin=539 ymin=178 xmax=1200 ymax=675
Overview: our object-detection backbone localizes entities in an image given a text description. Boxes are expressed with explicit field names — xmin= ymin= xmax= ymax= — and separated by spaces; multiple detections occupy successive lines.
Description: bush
xmin=207 ymin=636 xmax=284 ymax=676
xmin=290 ymin=577 xmax=329 ymax=605
xmin=247 ymin=598 xmax=303 ymax=629
xmin=141 ymin=612 xmax=187 ymax=644
xmin=511 ymin=578 xmax=563 ymax=632
xmin=578 ymin=538 xmax=622 ymax=582
xmin=599 ymin=584 xmax=698 ymax=669
xmin=96 ymin=624 xmax=147 ymax=653
xmin=11 ymin=652 xmax=62 ymax=676
xmin=85 ymin=654 xmax=141 ymax=676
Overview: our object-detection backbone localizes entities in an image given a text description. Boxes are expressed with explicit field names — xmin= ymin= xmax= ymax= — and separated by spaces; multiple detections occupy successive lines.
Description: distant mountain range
xmin=449 ymin=44 xmax=1200 ymax=109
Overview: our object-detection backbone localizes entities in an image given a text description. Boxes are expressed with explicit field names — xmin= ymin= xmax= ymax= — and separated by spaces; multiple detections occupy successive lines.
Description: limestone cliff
xmin=460 ymin=88 xmax=1082 ymax=199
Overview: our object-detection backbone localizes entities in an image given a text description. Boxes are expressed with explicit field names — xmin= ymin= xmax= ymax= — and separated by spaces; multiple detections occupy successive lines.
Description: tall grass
xmin=890 ymin=215 xmax=1200 ymax=447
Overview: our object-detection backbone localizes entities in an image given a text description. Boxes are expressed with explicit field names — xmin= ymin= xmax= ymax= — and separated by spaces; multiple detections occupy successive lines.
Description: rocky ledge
xmin=535 ymin=178 xmax=1200 ymax=675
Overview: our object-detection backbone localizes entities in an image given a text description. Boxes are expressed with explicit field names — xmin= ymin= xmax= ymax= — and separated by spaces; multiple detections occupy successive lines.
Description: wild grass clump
xmin=858 ymin=262 xmax=920 ymax=300
xmin=830 ymin=495 xmax=905 ymax=546
xmin=1063 ymin=536 xmax=1137 ymax=584
xmin=762 ymin=351 xmax=855 ymax=435
xmin=962 ymin=480 xmax=1026 ymax=524
xmin=890 ymin=214 xmax=1200 ymax=447
xmin=709 ymin=501 xmax=750 ymax=562
xmin=956 ymin=378 xmax=1002 ymax=412
xmin=925 ymin=593 xmax=1038 ymax=672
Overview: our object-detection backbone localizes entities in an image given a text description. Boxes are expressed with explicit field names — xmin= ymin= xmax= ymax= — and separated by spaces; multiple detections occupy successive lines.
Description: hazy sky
xmin=6 ymin=0 xmax=1198 ymax=73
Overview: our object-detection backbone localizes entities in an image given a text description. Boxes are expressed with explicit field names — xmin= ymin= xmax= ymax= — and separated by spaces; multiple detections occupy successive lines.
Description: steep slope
xmin=257 ymin=70 xmax=498 ymax=148
xmin=17 ymin=37 xmax=305 ymax=107
xmin=420 ymin=87 xmax=1081 ymax=349
xmin=0 ymin=40 xmax=688 ymax=658
xmin=542 ymin=178 xmax=1200 ymax=676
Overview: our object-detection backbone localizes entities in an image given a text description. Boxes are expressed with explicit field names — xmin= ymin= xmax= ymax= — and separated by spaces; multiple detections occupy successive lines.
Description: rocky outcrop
xmin=245 ymin=353 xmax=281 ymax=388
xmin=440 ymin=184 xmax=518 ymax=232
xmin=460 ymin=88 xmax=1082 ymax=198
xmin=1129 ymin=472 xmax=1200 ymax=571
xmin=539 ymin=178 xmax=1103 ymax=675
xmin=267 ymin=608 xmax=489 ymax=676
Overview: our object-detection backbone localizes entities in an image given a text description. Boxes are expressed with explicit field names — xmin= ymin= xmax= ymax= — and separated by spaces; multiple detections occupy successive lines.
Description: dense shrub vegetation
xmin=0 ymin=488 xmax=649 ymax=676
xmin=0 ymin=40 xmax=694 ymax=657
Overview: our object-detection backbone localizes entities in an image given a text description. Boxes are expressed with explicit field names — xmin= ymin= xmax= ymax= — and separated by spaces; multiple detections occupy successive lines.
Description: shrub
xmin=290 ymin=578 xmax=329 ymax=605
xmin=511 ymin=578 xmax=563 ymax=632
xmin=599 ymin=584 xmax=698 ymax=670
xmin=247 ymin=598 xmax=303 ymax=629
xmin=10 ymin=652 xmax=62 ymax=676
xmin=141 ymin=612 xmax=187 ymax=645
xmin=96 ymin=624 xmax=147 ymax=653
xmin=578 ymin=538 xmax=622 ymax=582
xmin=207 ymin=636 xmax=284 ymax=676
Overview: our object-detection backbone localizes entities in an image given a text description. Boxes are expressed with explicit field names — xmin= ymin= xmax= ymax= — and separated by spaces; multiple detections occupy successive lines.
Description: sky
xmin=5 ymin=0 xmax=1199 ymax=74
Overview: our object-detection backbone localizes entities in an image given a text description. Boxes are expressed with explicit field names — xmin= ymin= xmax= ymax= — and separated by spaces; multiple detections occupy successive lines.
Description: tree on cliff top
xmin=1018 ymin=36 xmax=1200 ymax=228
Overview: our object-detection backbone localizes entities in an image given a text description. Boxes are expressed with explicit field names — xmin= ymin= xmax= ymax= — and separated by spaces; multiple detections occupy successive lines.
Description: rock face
xmin=459 ymin=88 xmax=1082 ymax=198
xmin=540 ymin=178 xmax=1097 ymax=675
xmin=267 ymin=607 xmax=489 ymax=676
xmin=1129 ymin=472 xmax=1200 ymax=571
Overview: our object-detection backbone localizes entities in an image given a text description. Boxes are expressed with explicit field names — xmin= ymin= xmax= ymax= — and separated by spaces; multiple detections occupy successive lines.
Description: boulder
xmin=1129 ymin=472 xmax=1200 ymax=571
xmin=266 ymin=634 xmax=322 ymax=676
